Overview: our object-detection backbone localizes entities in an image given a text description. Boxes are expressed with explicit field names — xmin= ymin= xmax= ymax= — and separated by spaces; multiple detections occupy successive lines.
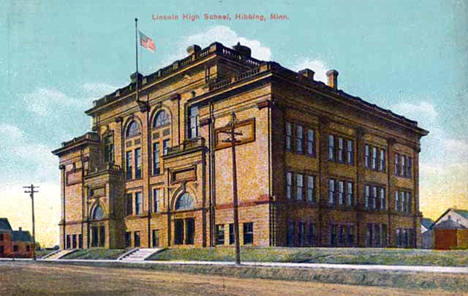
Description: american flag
xmin=139 ymin=31 xmax=155 ymax=52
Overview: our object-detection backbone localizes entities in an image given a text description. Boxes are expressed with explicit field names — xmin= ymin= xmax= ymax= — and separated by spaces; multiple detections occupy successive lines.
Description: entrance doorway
xmin=174 ymin=218 xmax=195 ymax=245
xmin=91 ymin=225 xmax=105 ymax=247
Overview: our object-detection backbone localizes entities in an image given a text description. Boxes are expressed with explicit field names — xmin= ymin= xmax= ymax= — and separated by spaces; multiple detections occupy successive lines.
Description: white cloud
xmin=22 ymin=83 xmax=117 ymax=117
xmin=392 ymin=101 xmax=438 ymax=123
xmin=82 ymin=82 xmax=118 ymax=97
xmin=292 ymin=58 xmax=329 ymax=83
xmin=0 ymin=123 xmax=56 ymax=182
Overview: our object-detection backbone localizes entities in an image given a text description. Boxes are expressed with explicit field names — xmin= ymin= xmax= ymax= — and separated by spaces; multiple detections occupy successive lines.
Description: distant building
xmin=52 ymin=42 xmax=428 ymax=249
xmin=0 ymin=218 xmax=34 ymax=258
xmin=428 ymin=209 xmax=468 ymax=250
xmin=421 ymin=218 xmax=433 ymax=249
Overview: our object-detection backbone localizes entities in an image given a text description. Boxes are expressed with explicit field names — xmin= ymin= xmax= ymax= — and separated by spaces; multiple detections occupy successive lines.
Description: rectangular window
xmin=374 ymin=224 xmax=381 ymax=247
xmin=379 ymin=149 xmax=386 ymax=172
xmin=287 ymin=221 xmax=295 ymax=246
xmin=395 ymin=191 xmax=400 ymax=211
xmin=13 ymin=245 xmax=19 ymax=252
xmin=366 ymin=224 xmax=372 ymax=247
xmin=365 ymin=185 xmax=370 ymax=209
xmin=380 ymin=187 xmax=386 ymax=210
xmin=401 ymin=191 xmax=406 ymax=212
xmin=104 ymin=135 xmax=114 ymax=163
xmin=346 ymin=139 xmax=354 ymax=164
xmin=153 ymin=188 xmax=160 ymax=213
xmin=163 ymin=139 xmax=169 ymax=155
xmin=135 ymin=192 xmax=142 ymax=215
xmin=72 ymin=234 xmax=77 ymax=249
xmin=338 ymin=137 xmax=344 ymax=162
xmin=216 ymin=224 xmax=225 ymax=245
xmin=79 ymin=234 xmax=83 ymax=248
xmin=372 ymin=186 xmax=377 ymax=210
xmin=371 ymin=147 xmax=377 ymax=170
xmin=125 ymin=232 xmax=131 ymax=247
xmin=188 ymin=106 xmax=199 ymax=139
xmin=0 ymin=234 xmax=3 ymax=241
xmin=243 ymin=222 xmax=253 ymax=245
xmin=401 ymin=155 xmax=406 ymax=177
xmin=126 ymin=194 xmax=133 ymax=216
xmin=134 ymin=231 xmax=140 ymax=247
xmin=395 ymin=153 xmax=400 ymax=176
xmin=285 ymin=122 xmax=292 ymax=151
xmin=229 ymin=224 xmax=235 ymax=245
xmin=396 ymin=228 xmax=401 ymax=247
xmin=406 ymin=192 xmax=412 ymax=213
xmin=126 ymin=151 xmax=133 ymax=180
xmin=152 ymin=230 xmax=159 ymax=247
xmin=307 ymin=129 xmax=315 ymax=156
xmin=365 ymin=144 xmax=370 ymax=168
xmin=308 ymin=223 xmax=315 ymax=246
xmin=382 ymin=224 xmax=388 ymax=247
xmin=135 ymin=148 xmax=141 ymax=179
xmin=296 ymin=125 xmax=303 ymax=153
xmin=286 ymin=172 xmax=292 ymax=200
xmin=328 ymin=135 xmax=335 ymax=160
xmin=338 ymin=181 xmax=344 ymax=205
xmin=338 ymin=225 xmax=345 ymax=245
xmin=328 ymin=179 xmax=335 ymax=204
xmin=296 ymin=174 xmax=303 ymax=200
xmin=330 ymin=225 xmax=337 ymax=246
xmin=307 ymin=176 xmax=315 ymax=203
xmin=347 ymin=225 xmax=355 ymax=246
xmin=153 ymin=142 xmax=160 ymax=175
xmin=346 ymin=182 xmax=353 ymax=206
xmin=298 ymin=222 xmax=306 ymax=246
xmin=407 ymin=157 xmax=412 ymax=178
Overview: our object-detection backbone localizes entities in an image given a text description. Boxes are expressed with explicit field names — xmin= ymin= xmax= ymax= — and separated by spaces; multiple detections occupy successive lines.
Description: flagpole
xmin=135 ymin=17 xmax=139 ymax=103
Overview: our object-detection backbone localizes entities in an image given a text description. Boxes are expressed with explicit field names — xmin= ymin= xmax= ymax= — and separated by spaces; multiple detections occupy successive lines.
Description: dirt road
xmin=0 ymin=262 xmax=464 ymax=296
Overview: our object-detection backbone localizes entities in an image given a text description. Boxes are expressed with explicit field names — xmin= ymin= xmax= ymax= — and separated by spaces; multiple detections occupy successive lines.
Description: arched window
xmin=126 ymin=120 xmax=140 ymax=138
xmin=92 ymin=205 xmax=104 ymax=220
xmin=153 ymin=110 xmax=170 ymax=128
xmin=175 ymin=193 xmax=195 ymax=210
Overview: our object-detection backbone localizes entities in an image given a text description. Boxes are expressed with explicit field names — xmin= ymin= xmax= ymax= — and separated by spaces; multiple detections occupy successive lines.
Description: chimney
xmin=326 ymin=69 xmax=339 ymax=89
xmin=298 ymin=69 xmax=315 ymax=80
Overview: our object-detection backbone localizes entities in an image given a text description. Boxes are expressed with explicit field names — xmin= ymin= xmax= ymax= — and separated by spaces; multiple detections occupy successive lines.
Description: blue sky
xmin=0 ymin=0 xmax=466 ymax=246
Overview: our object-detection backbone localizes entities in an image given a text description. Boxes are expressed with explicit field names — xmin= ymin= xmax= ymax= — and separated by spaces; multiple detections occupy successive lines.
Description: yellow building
xmin=52 ymin=42 xmax=428 ymax=249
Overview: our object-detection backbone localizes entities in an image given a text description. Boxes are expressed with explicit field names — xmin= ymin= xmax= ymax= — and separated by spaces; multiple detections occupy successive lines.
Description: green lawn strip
xmin=147 ymin=247 xmax=468 ymax=266
xmin=62 ymin=248 xmax=129 ymax=260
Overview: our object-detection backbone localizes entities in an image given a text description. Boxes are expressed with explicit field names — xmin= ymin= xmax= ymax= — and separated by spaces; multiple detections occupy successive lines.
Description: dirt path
xmin=0 ymin=262 xmax=464 ymax=296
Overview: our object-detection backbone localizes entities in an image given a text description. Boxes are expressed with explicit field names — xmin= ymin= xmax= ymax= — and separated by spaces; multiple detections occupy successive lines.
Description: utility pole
xmin=23 ymin=184 xmax=39 ymax=261
xmin=220 ymin=112 xmax=242 ymax=265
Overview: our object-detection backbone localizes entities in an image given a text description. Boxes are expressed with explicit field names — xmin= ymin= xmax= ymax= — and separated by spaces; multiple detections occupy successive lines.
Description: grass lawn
xmin=62 ymin=248 xmax=129 ymax=260
xmin=147 ymin=247 xmax=468 ymax=266
xmin=35 ymin=249 xmax=57 ymax=258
